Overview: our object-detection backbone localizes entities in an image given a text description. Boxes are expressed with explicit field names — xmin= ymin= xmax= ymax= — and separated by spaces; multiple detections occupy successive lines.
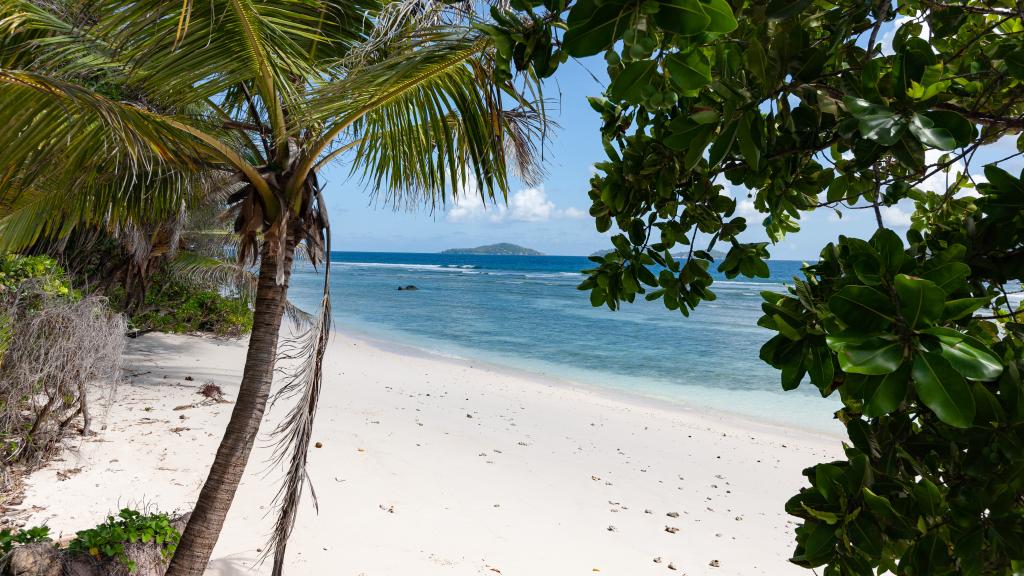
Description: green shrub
xmin=0 ymin=254 xmax=74 ymax=299
xmin=0 ymin=525 xmax=51 ymax=555
xmin=67 ymin=509 xmax=180 ymax=572
xmin=131 ymin=275 xmax=253 ymax=337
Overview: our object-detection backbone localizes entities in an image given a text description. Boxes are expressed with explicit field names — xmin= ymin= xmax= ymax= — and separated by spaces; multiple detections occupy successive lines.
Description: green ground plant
xmin=67 ymin=509 xmax=180 ymax=573
xmin=0 ymin=525 xmax=51 ymax=555
xmin=484 ymin=0 xmax=1024 ymax=573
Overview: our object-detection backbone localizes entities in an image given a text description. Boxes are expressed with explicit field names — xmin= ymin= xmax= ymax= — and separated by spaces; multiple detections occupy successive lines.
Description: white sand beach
xmin=21 ymin=330 xmax=841 ymax=575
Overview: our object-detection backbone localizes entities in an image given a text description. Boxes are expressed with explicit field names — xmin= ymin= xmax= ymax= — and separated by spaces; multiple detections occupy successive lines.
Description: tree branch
xmin=930 ymin=102 xmax=1024 ymax=129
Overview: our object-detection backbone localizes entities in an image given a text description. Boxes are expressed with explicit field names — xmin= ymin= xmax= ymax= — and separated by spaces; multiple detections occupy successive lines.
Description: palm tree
xmin=0 ymin=0 xmax=546 ymax=573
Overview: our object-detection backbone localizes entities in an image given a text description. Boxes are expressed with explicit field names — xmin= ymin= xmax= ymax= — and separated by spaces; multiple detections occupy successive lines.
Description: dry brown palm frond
xmin=261 ymin=182 xmax=331 ymax=576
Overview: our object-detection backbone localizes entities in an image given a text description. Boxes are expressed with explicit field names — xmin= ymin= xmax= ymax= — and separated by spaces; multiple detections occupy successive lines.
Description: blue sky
xmin=321 ymin=25 xmax=1023 ymax=259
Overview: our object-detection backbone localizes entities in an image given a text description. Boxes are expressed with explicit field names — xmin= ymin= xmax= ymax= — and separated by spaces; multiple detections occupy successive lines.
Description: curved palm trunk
xmin=166 ymin=227 xmax=297 ymax=576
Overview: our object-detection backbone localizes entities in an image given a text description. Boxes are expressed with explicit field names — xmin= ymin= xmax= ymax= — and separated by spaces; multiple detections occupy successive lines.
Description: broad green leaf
xmin=765 ymin=0 xmax=812 ymax=20
xmin=912 ymin=478 xmax=943 ymax=518
xmin=795 ymin=520 xmax=836 ymax=566
xmin=708 ymin=119 xmax=739 ymax=167
xmin=862 ymin=487 xmax=899 ymax=520
xmin=801 ymin=503 xmax=841 ymax=525
xmin=894 ymin=274 xmax=944 ymax=328
xmin=920 ymin=327 xmax=1001 ymax=382
xmin=920 ymin=261 xmax=970 ymax=294
xmin=806 ymin=345 xmax=835 ymax=395
xmin=843 ymin=97 xmax=881 ymax=118
xmin=563 ymin=1 xmax=635 ymax=57
xmin=909 ymin=114 xmax=956 ymax=150
xmin=654 ymin=0 xmax=710 ymax=36
xmin=699 ymin=0 xmax=737 ymax=33
xmin=921 ymin=110 xmax=975 ymax=147
xmin=690 ymin=107 xmax=720 ymax=124
xmin=829 ymin=285 xmax=895 ymax=331
xmin=781 ymin=363 xmax=806 ymax=391
xmin=869 ymin=228 xmax=905 ymax=277
xmin=942 ymin=297 xmax=990 ymax=321
xmin=983 ymin=165 xmax=1024 ymax=196
xmin=939 ymin=340 xmax=1002 ymax=381
xmin=827 ymin=336 xmax=903 ymax=375
xmin=845 ymin=98 xmax=904 ymax=145
xmin=664 ymin=117 xmax=715 ymax=152
xmin=862 ymin=363 xmax=909 ymax=417
xmin=736 ymin=113 xmax=762 ymax=170
xmin=912 ymin=351 xmax=976 ymax=428
xmin=774 ymin=313 xmax=802 ymax=340
xmin=973 ymin=382 xmax=1006 ymax=425
xmin=815 ymin=464 xmax=845 ymax=503
xmin=665 ymin=50 xmax=711 ymax=92
xmin=608 ymin=60 xmax=660 ymax=103
xmin=744 ymin=38 xmax=769 ymax=87
xmin=847 ymin=516 xmax=884 ymax=561
xmin=860 ymin=114 xmax=906 ymax=146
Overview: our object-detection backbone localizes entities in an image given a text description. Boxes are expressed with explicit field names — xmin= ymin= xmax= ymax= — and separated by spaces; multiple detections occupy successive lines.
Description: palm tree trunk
xmin=166 ymin=227 xmax=298 ymax=576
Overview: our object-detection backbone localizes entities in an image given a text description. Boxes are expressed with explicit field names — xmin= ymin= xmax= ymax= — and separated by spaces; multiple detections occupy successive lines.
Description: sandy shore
xmin=21 ymin=329 xmax=840 ymax=575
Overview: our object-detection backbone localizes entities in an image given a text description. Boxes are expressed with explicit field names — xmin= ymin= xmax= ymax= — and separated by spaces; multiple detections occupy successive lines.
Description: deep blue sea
xmin=288 ymin=252 xmax=840 ymax=431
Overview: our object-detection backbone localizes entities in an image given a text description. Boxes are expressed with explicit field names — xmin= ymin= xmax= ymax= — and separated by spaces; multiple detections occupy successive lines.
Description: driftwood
xmin=0 ymin=514 xmax=189 ymax=576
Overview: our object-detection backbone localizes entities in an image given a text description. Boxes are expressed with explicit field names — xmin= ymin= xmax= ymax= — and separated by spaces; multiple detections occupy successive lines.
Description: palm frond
xmin=165 ymin=251 xmax=255 ymax=299
xmin=0 ymin=168 xmax=208 ymax=253
xmin=299 ymin=28 xmax=547 ymax=209
xmin=0 ymin=0 xmax=125 ymax=74
xmin=0 ymin=69 xmax=226 ymax=199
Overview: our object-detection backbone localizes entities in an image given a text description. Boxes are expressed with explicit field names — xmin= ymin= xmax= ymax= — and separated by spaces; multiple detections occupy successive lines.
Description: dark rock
xmin=397 ymin=285 xmax=419 ymax=291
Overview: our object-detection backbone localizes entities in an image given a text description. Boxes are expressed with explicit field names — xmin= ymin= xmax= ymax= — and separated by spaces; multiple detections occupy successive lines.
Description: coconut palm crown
xmin=0 ymin=0 xmax=547 ymax=573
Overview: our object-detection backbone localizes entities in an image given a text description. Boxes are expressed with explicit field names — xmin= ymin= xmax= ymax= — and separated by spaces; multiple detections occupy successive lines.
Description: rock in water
xmin=397 ymin=285 xmax=419 ymax=291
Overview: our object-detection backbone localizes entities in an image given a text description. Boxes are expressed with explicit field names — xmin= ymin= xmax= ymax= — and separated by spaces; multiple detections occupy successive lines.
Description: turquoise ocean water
xmin=288 ymin=252 xmax=840 ymax=431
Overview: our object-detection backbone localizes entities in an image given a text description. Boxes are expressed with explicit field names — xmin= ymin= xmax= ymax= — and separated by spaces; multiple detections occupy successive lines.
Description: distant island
xmin=590 ymin=247 xmax=728 ymax=259
xmin=441 ymin=243 xmax=544 ymax=256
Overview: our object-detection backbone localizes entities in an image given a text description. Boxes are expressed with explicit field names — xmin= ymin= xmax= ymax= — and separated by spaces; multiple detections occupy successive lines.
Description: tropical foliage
xmin=0 ymin=525 xmax=51 ymax=556
xmin=484 ymin=0 xmax=1024 ymax=573
xmin=0 ymin=0 xmax=547 ymax=572
xmin=128 ymin=274 xmax=254 ymax=337
xmin=68 ymin=508 xmax=180 ymax=573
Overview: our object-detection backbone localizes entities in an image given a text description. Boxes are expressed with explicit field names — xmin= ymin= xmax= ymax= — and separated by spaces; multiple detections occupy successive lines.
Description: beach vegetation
xmin=67 ymin=508 xmax=180 ymax=573
xmin=485 ymin=0 xmax=1024 ymax=573
xmin=0 ymin=525 xmax=51 ymax=556
xmin=0 ymin=0 xmax=548 ymax=573
xmin=125 ymin=272 xmax=254 ymax=338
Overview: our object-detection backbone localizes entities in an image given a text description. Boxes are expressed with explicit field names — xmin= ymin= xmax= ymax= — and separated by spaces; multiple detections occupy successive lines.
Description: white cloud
xmin=446 ymin=185 xmax=585 ymax=223
xmin=723 ymin=186 xmax=761 ymax=220
xmin=506 ymin=187 xmax=556 ymax=221
xmin=880 ymin=205 xmax=913 ymax=228
xmin=736 ymin=200 xmax=760 ymax=219
xmin=562 ymin=206 xmax=587 ymax=219
xmin=918 ymin=149 xmax=966 ymax=195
